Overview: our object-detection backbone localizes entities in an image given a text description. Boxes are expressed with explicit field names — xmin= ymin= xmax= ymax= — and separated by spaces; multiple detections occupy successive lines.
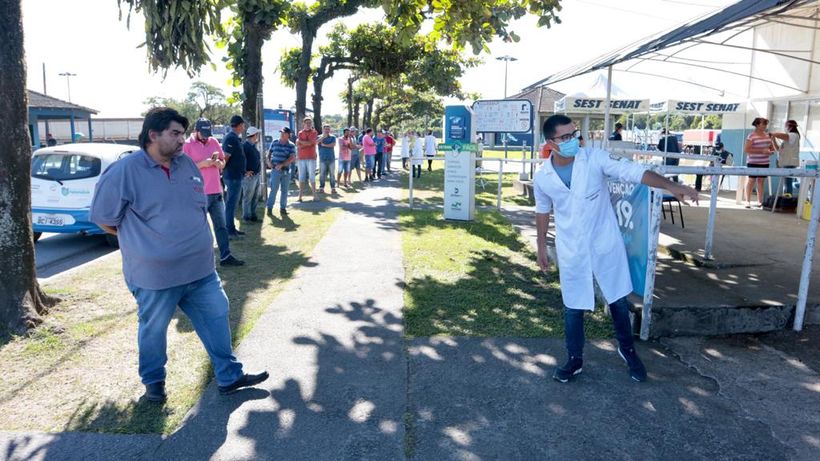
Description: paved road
xmin=34 ymin=233 xmax=116 ymax=279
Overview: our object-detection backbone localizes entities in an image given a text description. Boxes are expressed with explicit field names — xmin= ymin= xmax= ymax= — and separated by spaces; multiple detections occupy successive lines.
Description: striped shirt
xmin=268 ymin=140 xmax=296 ymax=166
xmin=746 ymin=132 xmax=773 ymax=165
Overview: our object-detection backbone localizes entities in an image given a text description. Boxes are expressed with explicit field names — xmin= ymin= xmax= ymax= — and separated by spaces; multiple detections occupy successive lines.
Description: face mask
xmin=556 ymin=137 xmax=580 ymax=158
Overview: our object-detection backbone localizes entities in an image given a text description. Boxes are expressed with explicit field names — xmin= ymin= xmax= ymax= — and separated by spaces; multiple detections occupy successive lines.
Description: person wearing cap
xmin=222 ymin=115 xmax=247 ymax=237
xmin=241 ymin=126 xmax=263 ymax=223
xmin=265 ymin=127 xmax=296 ymax=217
xmin=296 ymin=117 xmax=319 ymax=202
xmin=182 ymin=118 xmax=244 ymax=267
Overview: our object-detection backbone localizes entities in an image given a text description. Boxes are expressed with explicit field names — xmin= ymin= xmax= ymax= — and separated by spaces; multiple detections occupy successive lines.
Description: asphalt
xmin=3 ymin=166 xmax=820 ymax=460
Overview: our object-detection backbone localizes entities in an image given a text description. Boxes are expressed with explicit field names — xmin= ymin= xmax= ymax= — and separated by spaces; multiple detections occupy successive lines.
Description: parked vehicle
xmin=30 ymin=143 xmax=137 ymax=247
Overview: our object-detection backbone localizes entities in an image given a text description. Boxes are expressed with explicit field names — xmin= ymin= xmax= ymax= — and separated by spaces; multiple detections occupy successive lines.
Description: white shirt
xmin=401 ymin=136 xmax=410 ymax=157
xmin=424 ymin=135 xmax=437 ymax=156
xmin=778 ymin=132 xmax=800 ymax=167
xmin=534 ymin=148 xmax=648 ymax=310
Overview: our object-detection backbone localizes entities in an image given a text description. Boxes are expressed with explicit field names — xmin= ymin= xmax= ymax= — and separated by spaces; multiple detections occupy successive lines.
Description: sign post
xmin=441 ymin=142 xmax=477 ymax=221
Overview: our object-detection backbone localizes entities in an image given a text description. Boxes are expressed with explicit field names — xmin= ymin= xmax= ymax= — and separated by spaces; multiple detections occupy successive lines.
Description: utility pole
xmin=58 ymin=72 xmax=76 ymax=102
xmin=495 ymin=55 xmax=518 ymax=98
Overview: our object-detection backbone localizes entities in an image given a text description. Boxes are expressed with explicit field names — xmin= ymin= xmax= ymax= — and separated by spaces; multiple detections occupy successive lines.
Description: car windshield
xmin=31 ymin=153 xmax=101 ymax=181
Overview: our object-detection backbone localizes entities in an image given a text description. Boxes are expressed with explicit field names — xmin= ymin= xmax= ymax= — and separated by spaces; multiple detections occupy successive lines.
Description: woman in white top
xmin=412 ymin=131 xmax=424 ymax=178
xmin=771 ymin=119 xmax=801 ymax=195
xmin=424 ymin=130 xmax=437 ymax=171
xmin=401 ymin=130 xmax=411 ymax=170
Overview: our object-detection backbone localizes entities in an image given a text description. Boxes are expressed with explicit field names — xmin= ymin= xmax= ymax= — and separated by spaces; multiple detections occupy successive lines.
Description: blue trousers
xmin=127 ymin=272 xmax=243 ymax=387
xmin=266 ymin=168 xmax=290 ymax=210
xmin=223 ymin=177 xmax=243 ymax=233
xmin=206 ymin=193 xmax=232 ymax=261
xmin=564 ymin=296 xmax=635 ymax=358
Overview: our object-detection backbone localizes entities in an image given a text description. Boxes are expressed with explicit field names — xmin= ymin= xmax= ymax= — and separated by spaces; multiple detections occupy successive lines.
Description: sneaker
xmin=280 ymin=208 xmax=288 ymax=216
xmin=618 ymin=346 xmax=647 ymax=382
xmin=234 ymin=230 xmax=246 ymax=236
xmin=265 ymin=208 xmax=273 ymax=216
xmin=331 ymin=188 xmax=337 ymax=194
xmin=220 ymin=255 xmax=245 ymax=267
xmin=218 ymin=371 xmax=270 ymax=395
xmin=553 ymin=356 xmax=583 ymax=383
xmin=142 ymin=381 xmax=167 ymax=402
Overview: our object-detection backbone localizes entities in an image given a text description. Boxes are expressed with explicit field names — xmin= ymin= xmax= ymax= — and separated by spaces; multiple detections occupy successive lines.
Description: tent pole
xmin=604 ymin=66 xmax=613 ymax=150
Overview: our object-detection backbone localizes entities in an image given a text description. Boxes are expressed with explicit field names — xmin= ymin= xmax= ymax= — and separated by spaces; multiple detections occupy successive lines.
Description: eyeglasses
xmin=550 ymin=130 xmax=581 ymax=143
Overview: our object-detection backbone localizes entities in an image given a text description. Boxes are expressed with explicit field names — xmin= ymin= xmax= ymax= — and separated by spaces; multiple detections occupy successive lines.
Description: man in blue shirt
xmin=222 ymin=115 xmax=246 ymax=238
xmin=266 ymin=127 xmax=296 ymax=216
xmin=318 ymin=124 xmax=337 ymax=194
xmin=241 ymin=126 xmax=262 ymax=223
xmin=89 ymin=107 xmax=268 ymax=402
xmin=374 ymin=130 xmax=386 ymax=179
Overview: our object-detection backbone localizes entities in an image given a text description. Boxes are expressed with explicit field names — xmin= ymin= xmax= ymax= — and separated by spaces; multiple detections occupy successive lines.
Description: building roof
xmin=28 ymin=90 xmax=98 ymax=114
xmin=507 ymin=86 xmax=565 ymax=114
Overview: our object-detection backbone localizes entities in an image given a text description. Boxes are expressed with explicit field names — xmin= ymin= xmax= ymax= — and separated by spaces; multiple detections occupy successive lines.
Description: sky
xmin=22 ymin=0 xmax=738 ymax=119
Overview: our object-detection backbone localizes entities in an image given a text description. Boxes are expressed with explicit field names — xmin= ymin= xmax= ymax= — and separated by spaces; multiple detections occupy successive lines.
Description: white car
xmin=31 ymin=143 xmax=138 ymax=246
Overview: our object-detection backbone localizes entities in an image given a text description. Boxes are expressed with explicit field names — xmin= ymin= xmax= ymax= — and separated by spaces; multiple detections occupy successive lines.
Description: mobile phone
xmin=211 ymin=153 xmax=219 ymax=161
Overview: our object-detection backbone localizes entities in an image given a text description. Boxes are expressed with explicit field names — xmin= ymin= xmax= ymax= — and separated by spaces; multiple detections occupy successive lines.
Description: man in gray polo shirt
xmin=90 ymin=107 xmax=268 ymax=402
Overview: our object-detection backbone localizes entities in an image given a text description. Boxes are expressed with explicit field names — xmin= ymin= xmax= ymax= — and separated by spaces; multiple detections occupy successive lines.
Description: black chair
xmin=662 ymin=194 xmax=685 ymax=228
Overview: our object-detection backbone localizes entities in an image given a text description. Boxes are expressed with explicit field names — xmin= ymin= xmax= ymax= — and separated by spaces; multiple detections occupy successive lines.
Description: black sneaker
xmin=618 ymin=346 xmax=647 ymax=382
xmin=234 ymin=230 xmax=246 ymax=236
xmin=280 ymin=208 xmax=288 ymax=216
xmin=265 ymin=208 xmax=273 ymax=216
xmin=220 ymin=255 xmax=245 ymax=267
xmin=142 ymin=381 xmax=167 ymax=402
xmin=553 ymin=356 xmax=583 ymax=383
xmin=218 ymin=371 xmax=270 ymax=395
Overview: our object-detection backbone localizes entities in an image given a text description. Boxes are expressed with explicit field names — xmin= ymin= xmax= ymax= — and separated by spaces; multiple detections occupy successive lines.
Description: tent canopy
xmin=554 ymin=74 xmax=650 ymax=114
xmin=525 ymin=0 xmax=818 ymax=99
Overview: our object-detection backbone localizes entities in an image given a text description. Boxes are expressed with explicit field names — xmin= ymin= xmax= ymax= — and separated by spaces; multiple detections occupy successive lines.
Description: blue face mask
xmin=556 ymin=137 xmax=580 ymax=158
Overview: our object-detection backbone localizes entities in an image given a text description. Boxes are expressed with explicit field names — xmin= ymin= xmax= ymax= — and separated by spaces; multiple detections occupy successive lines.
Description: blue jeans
xmin=319 ymin=159 xmax=336 ymax=189
xmin=127 ymin=271 xmax=243 ymax=387
xmin=223 ymin=177 xmax=243 ymax=233
xmin=207 ymin=193 xmax=232 ymax=261
xmin=266 ymin=168 xmax=290 ymax=210
xmin=374 ymin=152 xmax=384 ymax=177
xmin=564 ymin=296 xmax=635 ymax=358
xmin=784 ymin=166 xmax=796 ymax=195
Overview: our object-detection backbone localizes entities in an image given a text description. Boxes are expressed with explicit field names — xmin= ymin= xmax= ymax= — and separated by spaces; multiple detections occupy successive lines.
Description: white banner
xmin=473 ymin=99 xmax=533 ymax=133
xmin=554 ymin=97 xmax=650 ymax=113
xmin=650 ymin=100 xmax=745 ymax=114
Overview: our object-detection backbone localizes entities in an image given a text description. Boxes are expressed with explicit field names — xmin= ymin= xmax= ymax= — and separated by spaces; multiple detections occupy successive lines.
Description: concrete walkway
xmin=3 ymin=168 xmax=820 ymax=460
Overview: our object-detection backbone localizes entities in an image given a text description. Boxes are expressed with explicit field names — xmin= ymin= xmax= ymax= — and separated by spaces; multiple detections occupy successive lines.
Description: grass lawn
xmin=400 ymin=209 xmax=614 ymax=338
xmin=0 ymin=207 xmax=340 ymax=434
xmin=401 ymin=163 xmax=534 ymax=207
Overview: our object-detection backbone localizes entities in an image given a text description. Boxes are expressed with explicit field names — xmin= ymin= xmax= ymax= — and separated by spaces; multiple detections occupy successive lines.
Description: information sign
xmin=444 ymin=145 xmax=476 ymax=221
xmin=473 ymin=99 xmax=533 ymax=133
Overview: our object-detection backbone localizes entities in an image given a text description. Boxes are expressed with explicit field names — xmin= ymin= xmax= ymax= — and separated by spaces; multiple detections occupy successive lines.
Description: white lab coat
xmin=533 ymin=147 xmax=648 ymax=310
xmin=401 ymin=136 xmax=410 ymax=159
xmin=412 ymin=137 xmax=424 ymax=165
xmin=424 ymin=135 xmax=437 ymax=157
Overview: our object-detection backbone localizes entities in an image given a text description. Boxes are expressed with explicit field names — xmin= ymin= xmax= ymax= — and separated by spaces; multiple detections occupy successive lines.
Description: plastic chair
xmin=662 ymin=194 xmax=685 ymax=228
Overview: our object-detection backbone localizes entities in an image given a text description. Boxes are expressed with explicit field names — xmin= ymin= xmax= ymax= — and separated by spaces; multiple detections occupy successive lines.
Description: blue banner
xmin=608 ymin=182 xmax=650 ymax=296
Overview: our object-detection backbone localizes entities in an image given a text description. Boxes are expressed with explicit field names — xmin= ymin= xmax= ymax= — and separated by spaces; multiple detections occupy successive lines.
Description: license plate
xmin=33 ymin=213 xmax=75 ymax=226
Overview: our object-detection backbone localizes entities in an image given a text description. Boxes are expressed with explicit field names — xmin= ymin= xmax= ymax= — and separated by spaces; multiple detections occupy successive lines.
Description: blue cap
xmin=195 ymin=118 xmax=212 ymax=137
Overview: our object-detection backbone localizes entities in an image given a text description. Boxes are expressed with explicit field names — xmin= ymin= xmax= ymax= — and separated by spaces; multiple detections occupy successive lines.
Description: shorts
xmin=339 ymin=159 xmax=351 ymax=173
xmin=351 ymin=153 xmax=361 ymax=169
xmin=365 ymin=155 xmax=375 ymax=170
xmin=747 ymin=163 xmax=768 ymax=179
xmin=298 ymin=158 xmax=316 ymax=182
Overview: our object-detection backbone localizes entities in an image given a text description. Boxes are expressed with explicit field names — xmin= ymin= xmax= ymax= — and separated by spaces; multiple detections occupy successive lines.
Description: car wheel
xmin=104 ymin=234 xmax=120 ymax=249
xmin=33 ymin=232 xmax=42 ymax=242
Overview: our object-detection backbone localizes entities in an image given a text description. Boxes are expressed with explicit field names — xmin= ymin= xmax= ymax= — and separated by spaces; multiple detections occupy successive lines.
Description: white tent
xmin=649 ymin=100 xmax=746 ymax=115
xmin=554 ymin=74 xmax=650 ymax=114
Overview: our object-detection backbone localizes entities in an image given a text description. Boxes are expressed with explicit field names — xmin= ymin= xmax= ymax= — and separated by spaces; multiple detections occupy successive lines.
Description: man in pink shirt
xmin=182 ymin=118 xmax=244 ymax=266
xmin=361 ymin=128 xmax=377 ymax=182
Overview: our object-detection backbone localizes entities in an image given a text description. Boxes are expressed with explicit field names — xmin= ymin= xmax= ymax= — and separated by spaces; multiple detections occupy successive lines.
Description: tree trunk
xmin=353 ymin=101 xmax=361 ymax=129
xmin=346 ymin=77 xmax=354 ymax=128
xmin=295 ymin=28 xmax=315 ymax=125
xmin=241 ymin=20 xmax=265 ymax=130
xmin=312 ymin=69 xmax=324 ymax=131
xmin=372 ymin=101 xmax=381 ymax=130
xmin=0 ymin=0 xmax=58 ymax=335
xmin=364 ymin=99 xmax=374 ymax=130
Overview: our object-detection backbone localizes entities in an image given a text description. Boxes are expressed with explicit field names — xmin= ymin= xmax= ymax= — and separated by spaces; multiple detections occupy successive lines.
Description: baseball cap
xmin=280 ymin=127 xmax=292 ymax=134
xmin=229 ymin=115 xmax=245 ymax=127
xmin=246 ymin=126 xmax=260 ymax=137
xmin=195 ymin=118 xmax=212 ymax=137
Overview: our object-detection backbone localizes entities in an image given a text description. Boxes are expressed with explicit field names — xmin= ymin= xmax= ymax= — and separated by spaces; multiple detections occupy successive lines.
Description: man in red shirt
xmin=182 ymin=119 xmax=244 ymax=267
xmin=295 ymin=117 xmax=318 ymax=202
xmin=384 ymin=130 xmax=396 ymax=173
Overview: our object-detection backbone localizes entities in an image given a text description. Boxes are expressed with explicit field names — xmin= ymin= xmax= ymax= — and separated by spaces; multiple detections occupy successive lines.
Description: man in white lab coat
xmin=535 ymin=115 xmax=698 ymax=383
